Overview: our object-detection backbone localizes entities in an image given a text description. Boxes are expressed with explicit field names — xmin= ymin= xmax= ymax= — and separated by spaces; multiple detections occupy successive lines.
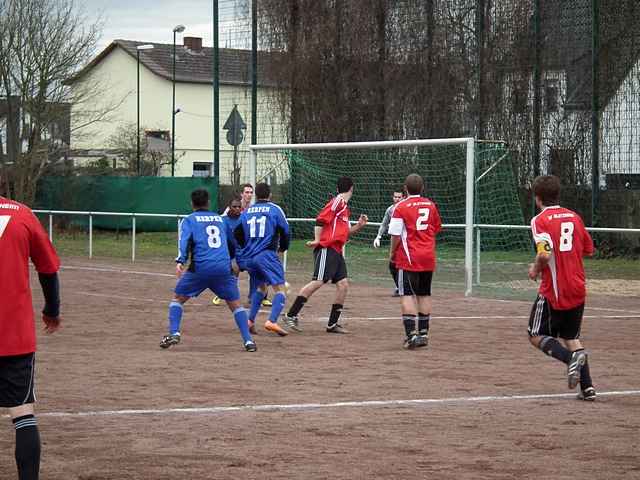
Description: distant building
xmin=68 ymin=37 xmax=286 ymax=182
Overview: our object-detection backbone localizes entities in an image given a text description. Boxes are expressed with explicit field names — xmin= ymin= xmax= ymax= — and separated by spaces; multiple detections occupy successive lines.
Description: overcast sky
xmin=84 ymin=0 xmax=251 ymax=52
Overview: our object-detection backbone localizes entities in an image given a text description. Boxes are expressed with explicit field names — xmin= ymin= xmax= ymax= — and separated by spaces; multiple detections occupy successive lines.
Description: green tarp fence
xmin=35 ymin=176 xmax=218 ymax=232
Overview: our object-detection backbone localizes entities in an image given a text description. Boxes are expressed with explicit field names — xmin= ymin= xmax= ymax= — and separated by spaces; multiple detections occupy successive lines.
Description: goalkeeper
xmin=373 ymin=188 xmax=404 ymax=297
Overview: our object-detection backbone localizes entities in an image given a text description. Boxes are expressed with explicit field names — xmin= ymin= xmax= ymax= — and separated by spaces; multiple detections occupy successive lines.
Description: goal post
xmin=249 ymin=138 xmax=479 ymax=296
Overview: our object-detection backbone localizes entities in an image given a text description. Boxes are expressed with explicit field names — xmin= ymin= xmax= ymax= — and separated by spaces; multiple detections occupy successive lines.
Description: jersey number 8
xmin=206 ymin=225 xmax=221 ymax=248
xmin=559 ymin=221 xmax=574 ymax=252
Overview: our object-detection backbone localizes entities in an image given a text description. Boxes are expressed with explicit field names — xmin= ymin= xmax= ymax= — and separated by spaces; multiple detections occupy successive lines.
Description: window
xmin=192 ymin=162 xmax=212 ymax=177
xmin=145 ymin=130 xmax=170 ymax=141
xmin=544 ymin=79 xmax=559 ymax=112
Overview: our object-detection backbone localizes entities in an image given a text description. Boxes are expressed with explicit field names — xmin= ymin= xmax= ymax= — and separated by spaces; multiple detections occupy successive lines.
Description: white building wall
xmin=70 ymin=45 xmax=288 ymax=182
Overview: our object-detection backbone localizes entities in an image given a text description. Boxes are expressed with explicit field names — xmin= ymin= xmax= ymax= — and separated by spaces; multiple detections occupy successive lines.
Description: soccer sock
xmin=168 ymin=301 xmax=184 ymax=335
xmin=418 ymin=312 xmax=430 ymax=334
xmin=287 ymin=295 xmax=307 ymax=317
xmin=538 ymin=336 xmax=571 ymax=364
xmin=403 ymin=314 xmax=417 ymax=338
xmin=13 ymin=415 xmax=40 ymax=480
xmin=575 ymin=348 xmax=593 ymax=390
xmin=269 ymin=292 xmax=287 ymax=322
xmin=328 ymin=304 xmax=343 ymax=327
xmin=233 ymin=307 xmax=252 ymax=343
xmin=249 ymin=290 xmax=266 ymax=322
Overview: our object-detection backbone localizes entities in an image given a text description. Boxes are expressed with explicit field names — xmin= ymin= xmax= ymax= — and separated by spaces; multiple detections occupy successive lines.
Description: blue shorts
xmin=241 ymin=251 xmax=285 ymax=288
xmin=174 ymin=271 xmax=240 ymax=301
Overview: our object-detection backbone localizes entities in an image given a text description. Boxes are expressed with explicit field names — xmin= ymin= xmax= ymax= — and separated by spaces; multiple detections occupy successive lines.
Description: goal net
xmin=250 ymin=138 xmax=532 ymax=298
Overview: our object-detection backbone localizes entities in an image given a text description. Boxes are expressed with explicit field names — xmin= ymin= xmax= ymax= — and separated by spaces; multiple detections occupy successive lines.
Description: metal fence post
xmin=89 ymin=214 xmax=93 ymax=259
xmin=132 ymin=214 xmax=137 ymax=262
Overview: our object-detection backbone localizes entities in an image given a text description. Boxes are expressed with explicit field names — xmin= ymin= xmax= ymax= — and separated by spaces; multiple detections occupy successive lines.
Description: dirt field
xmin=1 ymin=257 xmax=639 ymax=480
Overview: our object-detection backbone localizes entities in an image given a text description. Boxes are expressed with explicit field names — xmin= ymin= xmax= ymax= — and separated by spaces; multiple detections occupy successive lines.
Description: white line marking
xmin=11 ymin=389 xmax=640 ymax=419
xmin=62 ymin=265 xmax=174 ymax=278
xmin=319 ymin=315 xmax=640 ymax=321
xmin=75 ymin=291 xmax=209 ymax=307
xmin=470 ymin=297 xmax=640 ymax=315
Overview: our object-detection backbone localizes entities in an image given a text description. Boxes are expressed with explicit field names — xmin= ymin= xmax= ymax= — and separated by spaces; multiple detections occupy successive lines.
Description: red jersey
xmin=0 ymin=198 xmax=60 ymax=356
xmin=388 ymin=195 xmax=442 ymax=271
xmin=531 ymin=206 xmax=594 ymax=310
xmin=316 ymin=195 xmax=351 ymax=253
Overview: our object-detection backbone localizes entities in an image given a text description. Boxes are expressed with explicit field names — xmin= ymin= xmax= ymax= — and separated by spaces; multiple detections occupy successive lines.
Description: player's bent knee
xmin=528 ymin=335 xmax=543 ymax=348
xmin=174 ymin=295 xmax=189 ymax=304
xmin=9 ymin=403 xmax=35 ymax=420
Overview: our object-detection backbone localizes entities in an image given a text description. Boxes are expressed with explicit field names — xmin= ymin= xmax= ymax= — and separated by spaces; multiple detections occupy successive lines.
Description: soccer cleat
xmin=248 ymin=320 xmax=257 ymax=334
xmin=577 ymin=386 xmax=596 ymax=401
xmin=415 ymin=334 xmax=429 ymax=348
xmin=403 ymin=335 xmax=419 ymax=350
xmin=211 ymin=295 xmax=222 ymax=306
xmin=244 ymin=340 xmax=257 ymax=352
xmin=160 ymin=333 xmax=181 ymax=349
xmin=264 ymin=320 xmax=288 ymax=336
xmin=567 ymin=350 xmax=587 ymax=389
xmin=326 ymin=323 xmax=349 ymax=334
xmin=283 ymin=314 xmax=303 ymax=332
xmin=261 ymin=298 xmax=273 ymax=307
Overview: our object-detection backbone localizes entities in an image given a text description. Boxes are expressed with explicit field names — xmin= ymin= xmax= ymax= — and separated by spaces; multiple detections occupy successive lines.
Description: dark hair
xmin=191 ymin=188 xmax=210 ymax=209
xmin=532 ymin=175 xmax=561 ymax=206
xmin=255 ymin=182 xmax=271 ymax=200
xmin=336 ymin=176 xmax=354 ymax=194
xmin=404 ymin=173 xmax=424 ymax=195
xmin=393 ymin=188 xmax=404 ymax=195
xmin=242 ymin=183 xmax=253 ymax=191
xmin=228 ymin=193 xmax=242 ymax=206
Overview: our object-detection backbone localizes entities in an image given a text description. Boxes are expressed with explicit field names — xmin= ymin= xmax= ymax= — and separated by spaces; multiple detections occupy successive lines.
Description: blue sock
xmin=234 ymin=308 xmax=252 ymax=343
xmin=168 ymin=301 xmax=183 ymax=335
xmin=269 ymin=292 xmax=287 ymax=322
xmin=249 ymin=290 xmax=266 ymax=322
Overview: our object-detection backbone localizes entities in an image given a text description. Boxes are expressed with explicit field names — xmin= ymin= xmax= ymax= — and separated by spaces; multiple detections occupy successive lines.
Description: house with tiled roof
xmin=68 ymin=37 xmax=286 ymax=181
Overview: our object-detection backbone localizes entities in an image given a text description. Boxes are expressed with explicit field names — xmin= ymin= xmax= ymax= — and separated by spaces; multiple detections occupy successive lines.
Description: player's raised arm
xmin=349 ymin=214 xmax=368 ymax=234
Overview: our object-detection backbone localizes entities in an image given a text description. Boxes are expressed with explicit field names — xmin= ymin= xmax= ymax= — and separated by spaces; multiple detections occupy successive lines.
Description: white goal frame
xmin=249 ymin=138 xmax=476 ymax=296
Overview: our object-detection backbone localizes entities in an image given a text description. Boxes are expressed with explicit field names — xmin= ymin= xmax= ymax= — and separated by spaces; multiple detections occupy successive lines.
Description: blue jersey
xmin=223 ymin=213 xmax=244 ymax=261
xmin=235 ymin=201 xmax=289 ymax=258
xmin=176 ymin=210 xmax=234 ymax=275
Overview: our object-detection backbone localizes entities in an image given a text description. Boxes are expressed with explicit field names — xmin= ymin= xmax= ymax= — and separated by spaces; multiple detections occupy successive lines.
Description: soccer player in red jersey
xmin=527 ymin=175 xmax=596 ymax=400
xmin=388 ymin=174 xmax=442 ymax=349
xmin=0 ymin=191 xmax=62 ymax=480
xmin=284 ymin=177 xmax=368 ymax=334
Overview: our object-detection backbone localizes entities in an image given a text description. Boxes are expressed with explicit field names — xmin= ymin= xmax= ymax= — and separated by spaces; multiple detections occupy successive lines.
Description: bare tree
xmin=107 ymin=122 xmax=177 ymax=177
xmin=0 ymin=0 xmax=118 ymax=203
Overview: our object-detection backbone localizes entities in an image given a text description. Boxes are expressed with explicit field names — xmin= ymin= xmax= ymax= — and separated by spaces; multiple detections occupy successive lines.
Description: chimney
xmin=183 ymin=37 xmax=202 ymax=51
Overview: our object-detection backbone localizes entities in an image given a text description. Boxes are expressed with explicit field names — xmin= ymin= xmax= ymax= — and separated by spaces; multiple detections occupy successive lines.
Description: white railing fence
xmin=34 ymin=209 xmax=639 ymax=294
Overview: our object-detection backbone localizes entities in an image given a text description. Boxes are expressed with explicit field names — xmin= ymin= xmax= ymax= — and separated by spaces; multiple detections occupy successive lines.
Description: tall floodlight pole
xmin=213 ymin=0 xmax=220 ymax=181
xmin=172 ymin=25 xmax=186 ymax=177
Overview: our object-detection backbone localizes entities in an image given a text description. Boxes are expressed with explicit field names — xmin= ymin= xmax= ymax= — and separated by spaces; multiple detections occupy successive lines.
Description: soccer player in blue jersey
xmin=160 ymin=189 xmax=256 ymax=352
xmin=234 ymin=183 xmax=290 ymax=336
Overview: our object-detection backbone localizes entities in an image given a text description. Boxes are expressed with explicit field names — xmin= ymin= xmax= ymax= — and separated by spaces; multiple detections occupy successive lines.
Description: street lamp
xmin=172 ymin=24 xmax=186 ymax=177
xmin=136 ymin=44 xmax=154 ymax=176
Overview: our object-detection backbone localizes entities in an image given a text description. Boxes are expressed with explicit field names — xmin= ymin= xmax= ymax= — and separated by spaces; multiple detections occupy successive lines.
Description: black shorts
xmin=0 ymin=353 xmax=36 ymax=408
xmin=528 ymin=295 xmax=584 ymax=340
xmin=313 ymin=247 xmax=348 ymax=284
xmin=398 ymin=270 xmax=433 ymax=297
